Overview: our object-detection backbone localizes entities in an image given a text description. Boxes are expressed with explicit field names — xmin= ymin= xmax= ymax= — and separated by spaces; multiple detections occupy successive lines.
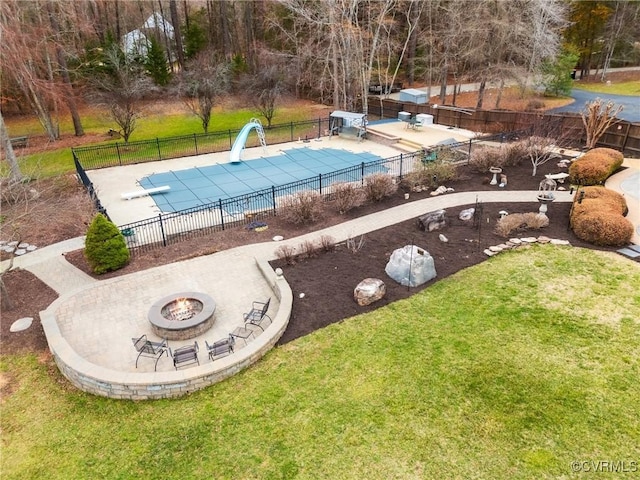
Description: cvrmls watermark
xmin=571 ymin=460 xmax=638 ymax=473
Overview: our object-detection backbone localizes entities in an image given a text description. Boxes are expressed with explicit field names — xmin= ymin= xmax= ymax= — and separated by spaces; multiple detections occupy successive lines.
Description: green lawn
xmin=2 ymin=104 xmax=324 ymax=179
xmin=2 ymin=246 xmax=639 ymax=479
xmin=573 ymin=79 xmax=640 ymax=96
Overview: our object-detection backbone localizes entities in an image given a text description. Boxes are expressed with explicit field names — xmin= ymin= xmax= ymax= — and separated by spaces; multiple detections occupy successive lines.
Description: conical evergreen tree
xmin=145 ymin=37 xmax=170 ymax=86
xmin=84 ymin=214 xmax=130 ymax=274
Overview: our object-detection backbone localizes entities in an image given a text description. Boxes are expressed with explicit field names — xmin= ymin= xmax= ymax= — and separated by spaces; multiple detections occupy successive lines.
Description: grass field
xmin=573 ymin=79 xmax=640 ymax=96
xmin=2 ymin=101 xmax=327 ymax=179
xmin=2 ymin=246 xmax=639 ymax=479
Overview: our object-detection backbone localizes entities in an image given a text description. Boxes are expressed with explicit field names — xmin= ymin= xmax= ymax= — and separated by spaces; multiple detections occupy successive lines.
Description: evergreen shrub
xmin=84 ymin=214 xmax=130 ymax=274
xmin=568 ymin=148 xmax=624 ymax=185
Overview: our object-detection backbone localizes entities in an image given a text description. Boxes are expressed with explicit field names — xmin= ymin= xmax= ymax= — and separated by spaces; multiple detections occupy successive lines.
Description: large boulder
xmin=385 ymin=245 xmax=437 ymax=287
xmin=354 ymin=278 xmax=386 ymax=306
xmin=418 ymin=209 xmax=446 ymax=231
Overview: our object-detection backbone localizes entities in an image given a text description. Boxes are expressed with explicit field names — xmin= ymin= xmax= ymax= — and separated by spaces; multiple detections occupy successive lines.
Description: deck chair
xmin=243 ymin=297 xmax=272 ymax=332
xmin=172 ymin=341 xmax=200 ymax=370
xmin=205 ymin=335 xmax=235 ymax=361
xmin=132 ymin=335 xmax=169 ymax=371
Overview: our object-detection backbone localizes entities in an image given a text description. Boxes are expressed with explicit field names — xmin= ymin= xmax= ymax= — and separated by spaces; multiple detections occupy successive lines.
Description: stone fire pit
xmin=148 ymin=292 xmax=216 ymax=341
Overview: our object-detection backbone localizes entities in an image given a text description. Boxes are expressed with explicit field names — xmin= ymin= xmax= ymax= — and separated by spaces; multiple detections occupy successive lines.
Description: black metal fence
xmin=72 ymin=117 xmax=517 ymax=256
xmin=72 ymin=118 xmax=331 ymax=170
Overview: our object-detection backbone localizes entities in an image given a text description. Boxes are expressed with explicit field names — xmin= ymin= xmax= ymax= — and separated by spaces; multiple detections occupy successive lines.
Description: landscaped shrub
xmin=401 ymin=159 xmax=459 ymax=191
xmin=469 ymin=146 xmax=503 ymax=172
xmin=570 ymin=186 xmax=632 ymax=246
xmin=319 ymin=235 xmax=336 ymax=252
xmin=469 ymin=142 xmax=527 ymax=173
xmin=278 ymin=190 xmax=324 ymax=224
xmin=494 ymin=212 xmax=549 ymax=237
xmin=298 ymin=239 xmax=318 ymax=258
xmin=332 ymin=182 xmax=365 ymax=214
xmin=568 ymin=148 xmax=624 ymax=185
xmin=84 ymin=213 xmax=130 ymax=274
xmin=274 ymin=244 xmax=296 ymax=265
xmin=577 ymin=185 xmax=628 ymax=215
xmin=363 ymin=173 xmax=397 ymax=202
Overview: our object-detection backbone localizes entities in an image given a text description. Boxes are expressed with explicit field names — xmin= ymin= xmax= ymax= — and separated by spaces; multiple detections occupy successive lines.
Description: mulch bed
xmin=2 ymin=159 xmax=633 ymax=355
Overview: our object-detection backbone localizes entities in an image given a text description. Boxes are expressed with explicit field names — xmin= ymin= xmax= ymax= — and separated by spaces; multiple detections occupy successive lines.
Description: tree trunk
xmin=47 ymin=1 xmax=84 ymax=136
xmin=170 ymin=0 xmax=185 ymax=70
xmin=0 ymin=111 xmax=25 ymax=183
xmin=476 ymin=79 xmax=486 ymax=109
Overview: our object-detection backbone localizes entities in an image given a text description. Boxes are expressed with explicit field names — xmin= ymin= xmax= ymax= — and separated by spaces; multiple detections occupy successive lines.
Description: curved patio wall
xmin=40 ymin=258 xmax=292 ymax=400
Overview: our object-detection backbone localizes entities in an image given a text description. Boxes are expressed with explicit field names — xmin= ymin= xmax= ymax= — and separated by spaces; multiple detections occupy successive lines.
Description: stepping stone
xmin=489 ymin=245 xmax=503 ymax=252
xmin=617 ymin=248 xmax=640 ymax=259
xmin=521 ymin=237 xmax=538 ymax=243
xmin=629 ymin=244 xmax=640 ymax=253
xmin=18 ymin=242 xmax=29 ymax=248
xmin=509 ymin=238 xmax=522 ymax=245
xmin=10 ymin=317 xmax=33 ymax=332
xmin=483 ymin=249 xmax=496 ymax=257
xmin=3 ymin=246 xmax=15 ymax=253
xmin=7 ymin=241 xmax=18 ymax=247
xmin=272 ymin=235 xmax=284 ymax=242
xmin=14 ymin=249 xmax=27 ymax=255
xmin=537 ymin=236 xmax=551 ymax=244
xmin=505 ymin=241 xmax=518 ymax=248
xmin=26 ymin=245 xmax=37 ymax=251
xmin=551 ymin=239 xmax=570 ymax=246
xmin=0 ymin=240 xmax=6 ymax=246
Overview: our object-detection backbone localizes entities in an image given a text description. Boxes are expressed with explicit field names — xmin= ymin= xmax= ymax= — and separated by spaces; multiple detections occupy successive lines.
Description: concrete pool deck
xmin=88 ymin=123 xmax=477 ymax=226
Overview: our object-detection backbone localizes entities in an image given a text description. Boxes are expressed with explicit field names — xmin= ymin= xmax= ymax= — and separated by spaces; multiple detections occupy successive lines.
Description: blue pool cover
xmin=138 ymin=147 xmax=385 ymax=213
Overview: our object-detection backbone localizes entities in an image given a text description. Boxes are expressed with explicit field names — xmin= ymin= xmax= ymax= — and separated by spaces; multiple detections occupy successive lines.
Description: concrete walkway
xmin=5 ymin=181 xmax=639 ymax=398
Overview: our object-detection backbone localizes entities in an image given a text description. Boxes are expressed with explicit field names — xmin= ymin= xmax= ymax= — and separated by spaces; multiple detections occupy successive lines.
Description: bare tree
xmin=179 ymin=54 xmax=230 ymax=133
xmin=94 ymin=45 xmax=151 ymax=143
xmin=243 ymin=63 xmax=284 ymax=127
xmin=581 ymin=99 xmax=624 ymax=150
xmin=0 ymin=111 xmax=24 ymax=184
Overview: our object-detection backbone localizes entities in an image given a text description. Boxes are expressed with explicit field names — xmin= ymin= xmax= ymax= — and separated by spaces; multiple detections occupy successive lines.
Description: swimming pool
xmin=138 ymin=146 xmax=385 ymax=213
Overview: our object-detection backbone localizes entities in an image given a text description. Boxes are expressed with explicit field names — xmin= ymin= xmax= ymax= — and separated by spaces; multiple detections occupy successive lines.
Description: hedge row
xmin=568 ymin=147 xmax=624 ymax=186
xmin=570 ymin=186 xmax=633 ymax=247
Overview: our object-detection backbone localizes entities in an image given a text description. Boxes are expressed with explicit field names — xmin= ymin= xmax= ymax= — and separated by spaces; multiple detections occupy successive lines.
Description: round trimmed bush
xmin=84 ymin=213 xmax=130 ymax=274
xmin=570 ymin=187 xmax=633 ymax=246
xmin=569 ymin=148 xmax=624 ymax=185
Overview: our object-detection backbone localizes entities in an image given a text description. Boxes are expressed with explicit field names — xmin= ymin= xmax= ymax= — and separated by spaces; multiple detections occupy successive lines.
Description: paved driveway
xmin=548 ymin=89 xmax=640 ymax=123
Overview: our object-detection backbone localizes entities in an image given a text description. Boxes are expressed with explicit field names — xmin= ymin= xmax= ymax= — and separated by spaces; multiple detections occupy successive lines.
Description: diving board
xmin=121 ymin=185 xmax=170 ymax=200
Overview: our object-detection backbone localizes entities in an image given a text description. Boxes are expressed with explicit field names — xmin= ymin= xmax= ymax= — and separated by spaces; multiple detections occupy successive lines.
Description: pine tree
xmin=84 ymin=214 xmax=130 ymax=274
xmin=145 ymin=37 xmax=170 ymax=86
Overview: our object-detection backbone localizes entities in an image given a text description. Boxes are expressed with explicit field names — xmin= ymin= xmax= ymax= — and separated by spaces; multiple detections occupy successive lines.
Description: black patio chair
xmin=131 ymin=335 xmax=169 ymax=371
xmin=205 ymin=335 xmax=235 ymax=361
xmin=172 ymin=341 xmax=200 ymax=370
xmin=243 ymin=297 xmax=272 ymax=332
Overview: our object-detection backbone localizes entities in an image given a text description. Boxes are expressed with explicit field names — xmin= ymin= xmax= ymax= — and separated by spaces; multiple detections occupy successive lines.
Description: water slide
xmin=230 ymin=118 xmax=266 ymax=163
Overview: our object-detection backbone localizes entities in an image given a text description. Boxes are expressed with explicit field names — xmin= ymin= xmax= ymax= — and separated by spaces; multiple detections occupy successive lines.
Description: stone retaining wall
xmin=41 ymin=258 xmax=292 ymax=400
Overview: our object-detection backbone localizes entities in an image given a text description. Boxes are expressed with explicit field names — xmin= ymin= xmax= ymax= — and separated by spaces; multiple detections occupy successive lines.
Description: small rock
xmin=446 ymin=187 xmax=455 ymax=193
xmin=439 ymin=234 xmax=448 ymax=243
xmin=354 ymin=278 xmax=386 ymax=306
xmin=10 ymin=317 xmax=33 ymax=332
xmin=299 ymin=292 xmax=305 ymax=298
xmin=459 ymin=208 xmax=475 ymax=221
xmin=558 ymin=186 xmax=566 ymax=191
xmin=272 ymin=235 xmax=284 ymax=242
